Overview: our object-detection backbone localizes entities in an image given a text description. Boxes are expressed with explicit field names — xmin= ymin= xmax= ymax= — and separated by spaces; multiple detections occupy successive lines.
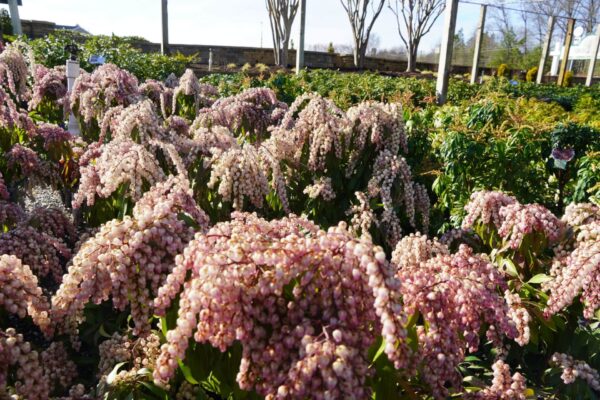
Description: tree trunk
xmin=406 ymin=45 xmax=418 ymax=72
xmin=281 ymin=38 xmax=289 ymax=67
xmin=354 ymin=41 xmax=367 ymax=69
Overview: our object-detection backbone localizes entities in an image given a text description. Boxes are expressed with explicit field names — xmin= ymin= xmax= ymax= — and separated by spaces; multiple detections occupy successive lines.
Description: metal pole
xmin=296 ymin=0 xmax=306 ymax=75
xmin=536 ymin=15 xmax=555 ymax=84
xmin=208 ymin=48 xmax=213 ymax=72
xmin=66 ymin=60 xmax=80 ymax=136
xmin=161 ymin=0 xmax=169 ymax=55
xmin=470 ymin=4 xmax=486 ymax=85
xmin=7 ymin=0 xmax=22 ymax=36
xmin=436 ymin=0 xmax=459 ymax=104
xmin=557 ymin=18 xmax=575 ymax=86
xmin=585 ymin=24 xmax=600 ymax=87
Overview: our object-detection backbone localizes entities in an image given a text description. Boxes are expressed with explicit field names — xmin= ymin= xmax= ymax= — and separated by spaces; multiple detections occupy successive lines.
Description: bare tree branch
xmin=339 ymin=0 xmax=385 ymax=68
xmin=388 ymin=0 xmax=445 ymax=72
xmin=266 ymin=0 xmax=300 ymax=66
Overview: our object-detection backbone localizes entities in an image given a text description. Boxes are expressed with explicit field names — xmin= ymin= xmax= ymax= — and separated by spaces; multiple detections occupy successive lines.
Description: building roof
xmin=55 ymin=24 xmax=90 ymax=35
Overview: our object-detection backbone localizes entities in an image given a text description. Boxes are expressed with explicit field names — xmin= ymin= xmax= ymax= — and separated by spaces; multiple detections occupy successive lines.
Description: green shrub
xmin=526 ymin=66 xmax=538 ymax=82
xmin=29 ymin=30 xmax=195 ymax=81
xmin=563 ymin=70 xmax=574 ymax=87
xmin=497 ymin=63 xmax=508 ymax=78
xmin=0 ymin=9 xmax=12 ymax=35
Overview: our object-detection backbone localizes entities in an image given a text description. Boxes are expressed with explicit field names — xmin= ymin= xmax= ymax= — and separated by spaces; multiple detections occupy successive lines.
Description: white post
xmin=161 ymin=0 xmax=169 ymax=55
xmin=550 ymin=43 xmax=560 ymax=76
xmin=436 ymin=0 xmax=459 ymax=104
xmin=470 ymin=5 xmax=486 ymax=85
xmin=208 ymin=48 xmax=213 ymax=72
xmin=296 ymin=0 xmax=307 ymax=75
xmin=537 ymin=16 xmax=555 ymax=84
xmin=7 ymin=0 xmax=22 ymax=36
xmin=585 ymin=24 xmax=600 ymax=87
xmin=66 ymin=60 xmax=80 ymax=136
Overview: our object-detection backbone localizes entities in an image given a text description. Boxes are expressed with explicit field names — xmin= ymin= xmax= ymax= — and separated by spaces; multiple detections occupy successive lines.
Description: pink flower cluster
xmin=35 ymin=122 xmax=73 ymax=151
xmin=0 ymin=171 xmax=8 ymax=200
xmin=303 ymin=176 xmax=336 ymax=201
xmin=153 ymin=213 xmax=407 ymax=398
xmin=0 ymin=327 xmax=50 ymax=400
xmin=0 ymin=43 xmax=30 ymax=101
xmin=391 ymin=233 xmax=448 ymax=270
xmin=73 ymin=138 xmax=166 ymax=208
xmin=346 ymin=101 xmax=408 ymax=176
xmin=0 ymin=254 xmax=52 ymax=336
xmin=462 ymin=190 xmax=517 ymax=229
xmin=498 ymin=203 xmax=564 ymax=249
xmin=195 ymin=87 xmax=287 ymax=137
xmin=41 ymin=342 xmax=78 ymax=393
xmin=207 ymin=143 xmax=270 ymax=209
xmin=139 ymin=78 xmax=174 ymax=119
xmin=97 ymin=331 xmax=160 ymax=391
xmin=551 ymin=352 xmax=600 ymax=392
xmin=545 ymin=205 xmax=600 ymax=318
xmin=274 ymin=93 xmax=349 ymax=172
xmin=463 ymin=191 xmax=564 ymax=249
xmin=25 ymin=206 xmax=77 ymax=247
xmin=172 ymin=69 xmax=218 ymax=116
xmin=53 ymin=176 xmax=209 ymax=337
xmin=394 ymin=243 xmax=528 ymax=399
xmin=0 ymin=82 xmax=34 ymax=134
xmin=472 ymin=359 xmax=527 ymax=399
xmin=99 ymin=99 xmax=164 ymax=144
xmin=70 ymin=64 xmax=140 ymax=124
xmin=29 ymin=64 xmax=67 ymax=111
xmin=0 ymin=199 xmax=24 ymax=229
xmin=0 ymin=226 xmax=71 ymax=283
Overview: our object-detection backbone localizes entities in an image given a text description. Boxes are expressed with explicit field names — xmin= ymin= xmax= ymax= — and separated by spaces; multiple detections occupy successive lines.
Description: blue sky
xmin=5 ymin=0 xmax=482 ymax=54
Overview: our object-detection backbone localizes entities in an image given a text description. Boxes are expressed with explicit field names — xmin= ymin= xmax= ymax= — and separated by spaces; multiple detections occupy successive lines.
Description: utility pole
xmin=536 ymin=16 xmax=555 ymax=84
xmin=161 ymin=0 xmax=169 ymax=55
xmin=7 ymin=0 xmax=21 ymax=36
xmin=436 ymin=0 xmax=459 ymax=104
xmin=585 ymin=24 xmax=600 ymax=86
xmin=557 ymin=18 xmax=575 ymax=86
xmin=296 ymin=0 xmax=306 ymax=75
xmin=470 ymin=5 xmax=487 ymax=85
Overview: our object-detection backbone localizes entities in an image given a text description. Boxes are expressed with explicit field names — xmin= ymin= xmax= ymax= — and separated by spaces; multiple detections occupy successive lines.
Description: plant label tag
xmin=89 ymin=55 xmax=106 ymax=65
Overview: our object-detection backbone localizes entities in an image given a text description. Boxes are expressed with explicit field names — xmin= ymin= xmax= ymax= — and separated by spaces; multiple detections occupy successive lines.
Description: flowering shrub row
xmin=0 ymin=41 xmax=597 ymax=399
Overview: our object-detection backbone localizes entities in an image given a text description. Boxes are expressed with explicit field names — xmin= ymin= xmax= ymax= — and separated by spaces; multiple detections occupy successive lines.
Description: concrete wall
xmin=132 ymin=41 xmax=501 ymax=76
xmin=21 ymin=20 xmax=57 ymax=39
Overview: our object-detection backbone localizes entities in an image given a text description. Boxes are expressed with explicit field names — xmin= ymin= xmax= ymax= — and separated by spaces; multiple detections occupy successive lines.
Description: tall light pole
xmin=7 ymin=0 xmax=22 ymax=36
xmin=436 ymin=0 xmax=459 ymax=104
xmin=295 ymin=0 xmax=306 ymax=74
xmin=161 ymin=0 xmax=169 ymax=55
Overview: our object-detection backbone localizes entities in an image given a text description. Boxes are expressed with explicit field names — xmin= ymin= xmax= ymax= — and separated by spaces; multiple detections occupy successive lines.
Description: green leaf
xmin=528 ymin=274 xmax=553 ymax=284
xmin=141 ymin=381 xmax=169 ymax=400
xmin=160 ymin=316 xmax=169 ymax=337
xmin=501 ymin=258 xmax=519 ymax=277
xmin=98 ymin=324 xmax=112 ymax=339
xmin=371 ymin=337 xmax=386 ymax=364
xmin=106 ymin=362 xmax=127 ymax=385
xmin=179 ymin=359 xmax=200 ymax=385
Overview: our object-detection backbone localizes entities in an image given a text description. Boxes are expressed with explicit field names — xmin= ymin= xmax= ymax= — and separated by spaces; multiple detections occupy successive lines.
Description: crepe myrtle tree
xmin=266 ymin=0 xmax=300 ymax=67
xmin=340 ymin=0 xmax=386 ymax=69
xmin=388 ymin=0 xmax=445 ymax=72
